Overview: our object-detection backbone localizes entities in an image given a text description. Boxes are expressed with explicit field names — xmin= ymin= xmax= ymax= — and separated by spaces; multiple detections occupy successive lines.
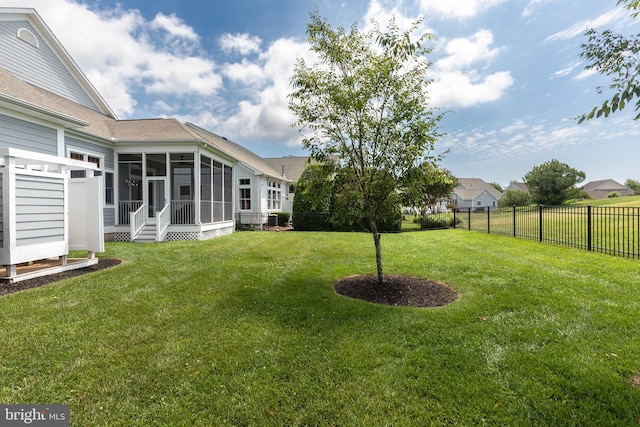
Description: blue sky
xmin=4 ymin=0 xmax=640 ymax=186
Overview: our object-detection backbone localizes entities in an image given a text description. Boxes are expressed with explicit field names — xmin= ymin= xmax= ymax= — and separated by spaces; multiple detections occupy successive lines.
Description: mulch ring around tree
xmin=334 ymin=274 xmax=459 ymax=308
xmin=0 ymin=258 xmax=122 ymax=296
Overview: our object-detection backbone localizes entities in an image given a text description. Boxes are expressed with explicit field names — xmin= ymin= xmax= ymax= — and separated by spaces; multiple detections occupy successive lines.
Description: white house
xmin=0 ymin=7 xmax=292 ymax=279
xmin=451 ymin=178 xmax=502 ymax=211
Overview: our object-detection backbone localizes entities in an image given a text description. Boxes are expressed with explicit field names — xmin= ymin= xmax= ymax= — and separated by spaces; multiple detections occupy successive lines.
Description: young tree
xmin=289 ymin=12 xmax=442 ymax=286
xmin=625 ymin=178 xmax=640 ymax=194
xmin=523 ymin=159 xmax=586 ymax=205
xmin=402 ymin=163 xmax=457 ymax=216
xmin=489 ymin=182 xmax=504 ymax=193
xmin=578 ymin=0 xmax=640 ymax=122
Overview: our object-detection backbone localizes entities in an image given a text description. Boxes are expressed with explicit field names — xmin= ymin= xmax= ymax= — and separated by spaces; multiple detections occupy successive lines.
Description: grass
xmin=1 ymin=230 xmax=640 ymax=426
xmin=572 ymin=195 xmax=640 ymax=207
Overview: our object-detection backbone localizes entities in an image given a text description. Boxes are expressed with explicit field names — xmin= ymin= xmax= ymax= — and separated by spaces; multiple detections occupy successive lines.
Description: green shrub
xmin=277 ymin=212 xmax=291 ymax=226
xmin=607 ymin=191 xmax=620 ymax=198
xmin=499 ymin=189 xmax=533 ymax=207
xmin=413 ymin=214 xmax=461 ymax=229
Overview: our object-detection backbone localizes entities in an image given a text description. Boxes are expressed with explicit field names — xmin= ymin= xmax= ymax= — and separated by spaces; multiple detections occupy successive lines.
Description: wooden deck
xmin=0 ymin=257 xmax=98 ymax=283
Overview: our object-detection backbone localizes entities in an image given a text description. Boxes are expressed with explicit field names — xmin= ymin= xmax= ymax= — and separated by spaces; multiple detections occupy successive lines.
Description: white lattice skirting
xmin=115 ymin=231 xmax=202 ymax=242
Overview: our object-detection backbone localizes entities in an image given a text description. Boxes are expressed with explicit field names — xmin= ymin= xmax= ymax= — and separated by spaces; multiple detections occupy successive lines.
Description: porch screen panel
xmin=170 ymin=153 xmax=194 ymax=224
xmin=224 ymin=165 xmax=232 ymax=220
xmin=0 ymin=173 xmax=3 ymax=247
xmin=213 ymin=161 xmax=223 ymax=222
xmin=200 ymin=156 xmax=212 ymax=224
xmin=118 ymin=154 xmax=142 ymax=225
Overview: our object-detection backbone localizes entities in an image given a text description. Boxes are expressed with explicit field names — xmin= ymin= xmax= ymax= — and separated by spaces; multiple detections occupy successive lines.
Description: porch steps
xmin=134 ymin=225 xmax=157 ymax=243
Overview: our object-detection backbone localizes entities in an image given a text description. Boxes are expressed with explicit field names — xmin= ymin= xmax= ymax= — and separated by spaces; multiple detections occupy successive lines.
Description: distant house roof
xmin=454 ymin=178 xmax=503 ymax=201
xmin=581 ymin=179 xmax=634 ymax=199
xmin=263 ymin=156 xmax=313 ymax=182
xmin=506 ymin=182 xmax=529 ymax=193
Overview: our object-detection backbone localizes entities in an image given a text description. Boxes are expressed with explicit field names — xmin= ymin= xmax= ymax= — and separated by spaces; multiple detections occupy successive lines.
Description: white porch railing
xmin=156 ymin=202 xmax=170 ymax=242
xmin=119 ymin=201 xmax=143 ymax=225
xmin=171 ymin=200 xmax=195 ymax=224
xmin=129 ymin=204 xmax=146 ymax=242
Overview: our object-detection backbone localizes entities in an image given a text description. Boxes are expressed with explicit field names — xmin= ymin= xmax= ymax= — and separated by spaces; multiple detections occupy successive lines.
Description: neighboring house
xmin=581 ymin=179 xmax=634 ymax=199
xmin=262 ymin=156 xmax=312 ymax=213
xmin=505 ymin=182 xmax=529 ymax=193
xmin=0 ymin=7 xmax=293 ymax=280
xmin=451 ymin=178 xmax=502 ymax=211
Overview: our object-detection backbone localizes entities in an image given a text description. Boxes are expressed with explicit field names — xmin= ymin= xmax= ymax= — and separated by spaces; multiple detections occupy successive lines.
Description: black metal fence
xmin=455 ymin=205 xmax=640 ymax=259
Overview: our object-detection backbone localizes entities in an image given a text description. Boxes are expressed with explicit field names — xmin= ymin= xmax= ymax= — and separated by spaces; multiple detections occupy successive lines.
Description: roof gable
xmin=0 ymin=8 xmax=115 ymax=118
xmin=582 ymin=179 xmax=629 ymax=191
xmin=455 ymin=177 xmax=502 ymax=199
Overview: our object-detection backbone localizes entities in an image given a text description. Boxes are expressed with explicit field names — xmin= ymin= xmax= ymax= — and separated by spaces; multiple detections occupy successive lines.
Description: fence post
xmin=487 ymin=206 xmax=491 ymax=234
xmin=467 ymin=207 xmax=471 ymax=230
xmin=587 ymin=205 xmax=592 ymax=252
xmin=513 ymin=205 xmax=516 ymax=238
xmin=539 ymin=204 xmax=543 ymax=242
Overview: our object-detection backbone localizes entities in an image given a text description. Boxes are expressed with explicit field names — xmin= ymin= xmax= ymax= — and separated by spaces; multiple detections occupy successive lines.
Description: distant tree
xmin=625 ymin=178 xmax=640 ymax=194
xmin=578 ymin=0 xmax=640 ymax=122
xmin=289 ymin=12 xmax=443 ymax=286
xmin=401 ymin=163 xmax=457 ymax=216
xmin=489 ymin=182 xmax=503 ymax=193
xmin=499 ymin=189 xmax=533 ymax=207
xmin=292 ymin=164 xmax=333 ymax=231
xmin=524 ymin=159 xmax=586 ymax=205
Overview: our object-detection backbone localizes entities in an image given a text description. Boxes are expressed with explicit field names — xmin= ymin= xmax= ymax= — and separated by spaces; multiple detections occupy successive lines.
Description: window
xmin=105 ymin=172 xmax=114 ymax=205
xmin=239 ymin=178 xmax=251 ymax=210
xmin=268 ymin=180 xmax=281 ymax=210
xmin=476 ymin=201 xmax=482 ymax=206
xmin=70 ymin=150 xmax=113 ymax=205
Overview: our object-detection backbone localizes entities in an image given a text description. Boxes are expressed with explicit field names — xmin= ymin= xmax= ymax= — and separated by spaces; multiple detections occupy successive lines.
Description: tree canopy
xmin=288 ymin=12 xmax=443 ymax=285
xmin=523 ymin=160 xmax=586 ymax=205
xmin=578 ymin=0 xmax=640 ymax=122
xmin=402 ymin=163 xmax=457 ymax=216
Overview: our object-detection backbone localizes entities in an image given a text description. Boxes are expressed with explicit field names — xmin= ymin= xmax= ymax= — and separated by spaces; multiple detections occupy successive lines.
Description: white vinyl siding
xmin=0 ymin=113 xmax=57 ymax=155
xmin=0 ymin=20 xmax=100 ymax=111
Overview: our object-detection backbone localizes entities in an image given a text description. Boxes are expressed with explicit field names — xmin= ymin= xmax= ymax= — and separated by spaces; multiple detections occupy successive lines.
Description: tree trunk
xmin=371 ymin=222 xmax=384 ymax=286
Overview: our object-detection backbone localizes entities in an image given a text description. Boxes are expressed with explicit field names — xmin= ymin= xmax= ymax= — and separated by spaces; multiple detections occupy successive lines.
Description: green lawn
xmin=1 ymin=231 xmax=640 ymax=426
xmin=572 ymin=195 xmax=640 ymax=207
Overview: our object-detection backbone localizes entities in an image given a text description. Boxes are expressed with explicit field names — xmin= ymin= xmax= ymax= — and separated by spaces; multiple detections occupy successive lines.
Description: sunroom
xmin=114 ymin=149 xmax=235 ymax=242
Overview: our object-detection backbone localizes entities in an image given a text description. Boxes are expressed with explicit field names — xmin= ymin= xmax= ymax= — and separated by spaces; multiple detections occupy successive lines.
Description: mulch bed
xmin=334 ymin=274 xmax=459 ymax=308
xmin=0 ymin=258 xmax=122 ymax=296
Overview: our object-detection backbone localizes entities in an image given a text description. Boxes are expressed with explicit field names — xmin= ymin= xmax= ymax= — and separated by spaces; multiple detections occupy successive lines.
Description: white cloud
xmin=419 ymin=0 xmax=506 ymax=20
xmin=551 ymin=61 xmax=581 ymax=79
xmin=435 ymin=29 xmax=502 ymax=71
xmin=221 ymin=38 xmax=315 ymax=147
xmin=429 ymin=70 xmax=513 ymax=108
xmin=522 ymin=0 xmax=556 ymax=18
xmin=219 ymin=33 xmax=262 ymax=55
xmin=4 ymin=0 xmax=222 ymax=117
xmin=150 ymin=13 xmax=199 ymax=41
xmin=428 ymin=29 xmax=512 ymax=108
xmin=545 ymin=8 xmax=629 ymax=42
xmin=363 ymin=0 xmax=433 ymax=38
xmin=222 ymin=59 xmax=266 ymax=83
xmin=574 ymin=68 xmax=598 ymax=80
